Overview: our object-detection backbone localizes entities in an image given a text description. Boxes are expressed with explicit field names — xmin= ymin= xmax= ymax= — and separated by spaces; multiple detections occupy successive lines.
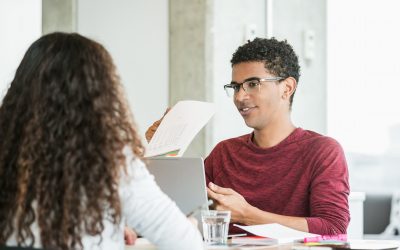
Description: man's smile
xmin=238 ymin=106 xmax=256 ymax=116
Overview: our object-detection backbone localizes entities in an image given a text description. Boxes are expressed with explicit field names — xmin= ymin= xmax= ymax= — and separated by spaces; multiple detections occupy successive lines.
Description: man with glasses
xmin=146 ymin=38 xmax=350 ymax=235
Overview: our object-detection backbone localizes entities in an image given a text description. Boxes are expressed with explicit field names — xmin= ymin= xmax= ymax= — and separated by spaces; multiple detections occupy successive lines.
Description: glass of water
xmin=201 ymin=210 xmax=231 ymax=245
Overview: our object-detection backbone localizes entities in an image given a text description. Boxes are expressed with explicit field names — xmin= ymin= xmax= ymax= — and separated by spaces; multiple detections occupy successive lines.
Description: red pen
xmin=303 ymin=234 xmax=347 ymax=243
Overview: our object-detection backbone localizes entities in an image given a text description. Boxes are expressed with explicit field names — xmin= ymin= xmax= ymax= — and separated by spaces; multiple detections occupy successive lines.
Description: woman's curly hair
xmin=231 ymin=37 xmax=301 ymax=108
xmin=0 ymin=32 xmax=144 ymax=249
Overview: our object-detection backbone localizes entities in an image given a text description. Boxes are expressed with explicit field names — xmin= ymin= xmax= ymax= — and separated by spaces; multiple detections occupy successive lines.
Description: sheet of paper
xmin=234 ymin=223 xmax=318 ymax=244
xmin=347 ymin=240 xmax=400 ymax=250
xmin=145 ymin=100 xmax=215 ymax=157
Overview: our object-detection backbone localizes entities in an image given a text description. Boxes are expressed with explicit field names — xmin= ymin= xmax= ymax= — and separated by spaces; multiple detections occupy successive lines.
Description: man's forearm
xmin=243 ymin=205 xmax=309 ymax=233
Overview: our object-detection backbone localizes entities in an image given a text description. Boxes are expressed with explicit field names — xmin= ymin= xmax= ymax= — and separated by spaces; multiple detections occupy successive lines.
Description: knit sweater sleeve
xmin=305 ymin=138 xmax=350 ymax=235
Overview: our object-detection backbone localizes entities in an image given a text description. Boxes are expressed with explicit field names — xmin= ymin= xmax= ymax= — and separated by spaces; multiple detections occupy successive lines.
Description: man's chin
xmin=243 ymin=119 xmax=266 ymax=131
xmin=243 ymin=119 xmax=257 ymax=129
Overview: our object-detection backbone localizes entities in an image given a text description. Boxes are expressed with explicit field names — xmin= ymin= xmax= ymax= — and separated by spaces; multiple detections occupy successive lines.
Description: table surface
xmin=125 ymin=238 xmax=293 ymax=249
xmin=125 ymin=238 xmax=400 ymax=250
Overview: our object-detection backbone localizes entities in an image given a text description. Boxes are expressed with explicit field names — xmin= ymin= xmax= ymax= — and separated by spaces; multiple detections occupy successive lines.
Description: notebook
xmin=145 ymin=157 xmax=209 ymax=225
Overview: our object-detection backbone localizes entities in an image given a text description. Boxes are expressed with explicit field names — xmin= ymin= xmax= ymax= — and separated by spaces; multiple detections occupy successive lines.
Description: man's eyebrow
xmin=230 ymin=77 xmax=260 ymax=84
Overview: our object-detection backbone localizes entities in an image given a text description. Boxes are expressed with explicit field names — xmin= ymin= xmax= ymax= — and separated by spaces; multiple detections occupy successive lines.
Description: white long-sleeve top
xmin=7 ymin=149 xmax=203 ymax=249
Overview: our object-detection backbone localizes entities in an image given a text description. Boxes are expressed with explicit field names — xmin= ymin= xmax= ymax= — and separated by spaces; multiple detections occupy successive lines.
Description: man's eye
xmin=232 ymin=85 xmax=241 ymax=91
xmin=247 ymin=81 xmax=260 ymax=88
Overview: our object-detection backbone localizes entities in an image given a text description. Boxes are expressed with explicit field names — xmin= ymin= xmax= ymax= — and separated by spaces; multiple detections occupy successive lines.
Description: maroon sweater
xmin=204 ymin=128 xmax=350 ymax=235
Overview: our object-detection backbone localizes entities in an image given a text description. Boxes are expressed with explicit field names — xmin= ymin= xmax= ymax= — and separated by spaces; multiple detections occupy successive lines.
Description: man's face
xmin=232 ymin=61 xmax=287 ymax=130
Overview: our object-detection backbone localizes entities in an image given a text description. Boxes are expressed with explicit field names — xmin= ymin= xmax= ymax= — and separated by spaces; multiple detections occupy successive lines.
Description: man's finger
xmin=153 ymin=119 xmax=162 ymax=126
xmin=208 ymin=182 xmax=235 ymax=195
xmin=215 ymin=204 xmax=227 ymax=211
xmin=163 ymin=107 xmax=171 ymax=116
xmin=207 ymin=187 xmax=224 ymax=201
xmin=207 ymin=187 xmax=218 ymax=199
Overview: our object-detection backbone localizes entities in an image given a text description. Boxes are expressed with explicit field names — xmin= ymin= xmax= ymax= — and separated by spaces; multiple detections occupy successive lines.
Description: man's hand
xmin=124 ymin=227 xmax=137 ymax=245
xmin=145 ymin=108 xmax=171 ymax=142
xmin=208 ymin=183 xmax=310 ymax=232
xmin=207 ymin=182 xmax=252 ymax=224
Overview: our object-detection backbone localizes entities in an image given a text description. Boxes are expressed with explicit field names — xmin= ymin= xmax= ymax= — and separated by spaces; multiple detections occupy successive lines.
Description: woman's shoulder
xmin=122 ymin=146 xmax=149 ymax=176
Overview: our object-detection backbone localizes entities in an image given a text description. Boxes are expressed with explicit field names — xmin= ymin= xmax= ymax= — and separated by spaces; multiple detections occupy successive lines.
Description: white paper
xmin=234 ymin=223 xmax=319 ymax=244
xmin=145 ymin=100 xmax=215 ymax=157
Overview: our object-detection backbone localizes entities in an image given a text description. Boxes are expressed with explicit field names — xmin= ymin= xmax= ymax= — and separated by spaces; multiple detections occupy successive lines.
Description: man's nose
xmin=234 ymin=86 xmax=249 ymax=102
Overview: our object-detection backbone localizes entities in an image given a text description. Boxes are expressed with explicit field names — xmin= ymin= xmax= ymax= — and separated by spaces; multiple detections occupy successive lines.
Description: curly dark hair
xmin=231 ymin=37 xmax=301 ymax=107
xmin=0 ymin=32 xmax=144 ymax=249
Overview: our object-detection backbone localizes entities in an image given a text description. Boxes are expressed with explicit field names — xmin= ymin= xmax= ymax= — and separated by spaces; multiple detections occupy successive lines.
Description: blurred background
xmin=1 ymin=0 xmax=399 ymax=239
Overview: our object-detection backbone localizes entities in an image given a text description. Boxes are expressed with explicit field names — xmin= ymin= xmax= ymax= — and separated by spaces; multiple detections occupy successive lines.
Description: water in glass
xmin=202 ymin=210 xmax=230 ymax=245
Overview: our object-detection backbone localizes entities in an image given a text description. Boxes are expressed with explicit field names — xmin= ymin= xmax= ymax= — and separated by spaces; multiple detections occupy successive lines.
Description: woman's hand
xmin=124 ymin=227 xmax=137 ymax=245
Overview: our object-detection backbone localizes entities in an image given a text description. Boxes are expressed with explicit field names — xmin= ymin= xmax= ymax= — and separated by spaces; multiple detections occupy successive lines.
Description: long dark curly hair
xmin=0 ymin=32 xmax=144 ymax=249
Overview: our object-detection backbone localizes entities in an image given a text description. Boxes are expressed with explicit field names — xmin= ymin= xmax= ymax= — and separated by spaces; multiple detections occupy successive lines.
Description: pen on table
xmin=227 ymin=233 xmax=247 ymax=239
xmin=186 ymin=199 xmax=213 ymax=217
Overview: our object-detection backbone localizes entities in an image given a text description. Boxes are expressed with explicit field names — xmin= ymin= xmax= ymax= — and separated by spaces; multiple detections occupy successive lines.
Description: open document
xmin=145 ymin=100 xmax=215 ymax=157
xmin=234 ymin=223 xmax=318 ymax=244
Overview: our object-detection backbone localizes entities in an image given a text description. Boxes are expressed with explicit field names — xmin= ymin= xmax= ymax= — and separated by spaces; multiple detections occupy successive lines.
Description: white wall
xmin=0 ymin=0 xmax=42 ymax=100
xmin=210 ymin=0 xmax=266 ymax=151
xmin=77 ymin=0 xmax=168 ymax=138
xmin=272 ymin=0 xmax=327 ymax=134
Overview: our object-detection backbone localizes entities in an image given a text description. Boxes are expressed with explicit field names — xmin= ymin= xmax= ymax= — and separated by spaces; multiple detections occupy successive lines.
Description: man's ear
xmin=282 ymin=77 xmax=297 ymax=100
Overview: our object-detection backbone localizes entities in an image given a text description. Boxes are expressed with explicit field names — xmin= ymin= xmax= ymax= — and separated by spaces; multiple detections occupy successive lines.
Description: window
xmin=327 ymin=0 xmax=400 ymax=192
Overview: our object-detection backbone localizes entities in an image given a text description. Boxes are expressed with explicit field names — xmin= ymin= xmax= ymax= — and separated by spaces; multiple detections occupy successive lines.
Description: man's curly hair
xmin=0 ymin=32 xmax=144 ymax=249
xmin=231 ymin=37 xmax=301 ymax=107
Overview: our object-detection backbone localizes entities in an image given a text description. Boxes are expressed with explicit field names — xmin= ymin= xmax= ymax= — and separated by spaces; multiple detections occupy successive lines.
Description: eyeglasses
xmin=223 ymin=77 xmax=284 ymax=97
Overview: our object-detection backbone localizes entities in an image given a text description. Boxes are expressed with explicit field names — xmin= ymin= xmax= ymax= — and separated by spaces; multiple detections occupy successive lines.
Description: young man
xmin=146 ymin=38 xmax=350 ymax=235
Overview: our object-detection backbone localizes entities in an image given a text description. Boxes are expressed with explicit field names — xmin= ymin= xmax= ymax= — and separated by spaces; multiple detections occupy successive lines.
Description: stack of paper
xmin=231 ymin=236 xmax=278 ymax=246
xmin=145 ymin=100 xmax=215 ymax=157
xmin=234 ymin=223 xmax=319 ymax=244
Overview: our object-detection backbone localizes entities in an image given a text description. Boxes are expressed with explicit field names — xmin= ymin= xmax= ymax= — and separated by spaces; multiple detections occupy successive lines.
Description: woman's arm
xmin=120 ymin=157 xmax=203 ymax=250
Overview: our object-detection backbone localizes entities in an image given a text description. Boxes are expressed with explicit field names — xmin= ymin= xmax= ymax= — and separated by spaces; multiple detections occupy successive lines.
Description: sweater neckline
xmin=246 ymin=127 xmax=304 ymax=153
